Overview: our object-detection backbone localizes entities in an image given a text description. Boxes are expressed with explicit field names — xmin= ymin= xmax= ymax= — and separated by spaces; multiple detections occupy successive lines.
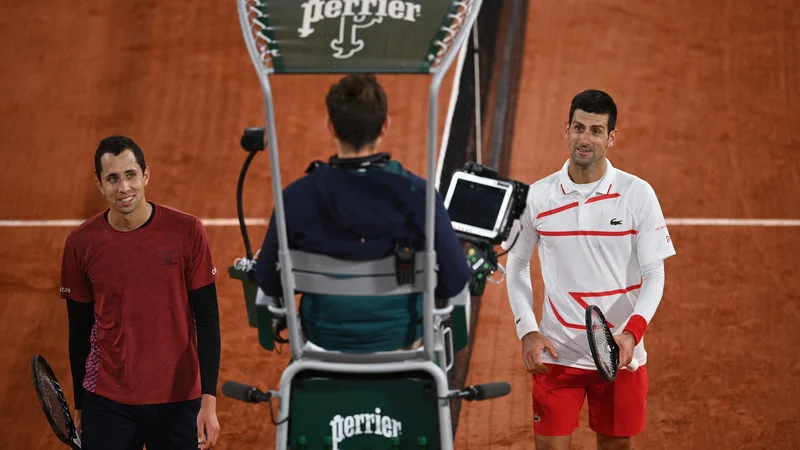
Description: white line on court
xmin=0 ymin=218 xmax=270 ymax=227
xmin=0 ymin=220 xmax=86 ymax=227
xmin=665 ymin=218 xmax=800 ymax=227
xmin=0 ymin=218 xmax=797 ymax=228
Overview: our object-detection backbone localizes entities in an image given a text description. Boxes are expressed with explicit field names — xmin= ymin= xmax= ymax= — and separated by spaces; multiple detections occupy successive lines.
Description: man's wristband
xmin=623 ymin=314 xmax=647 ymax=345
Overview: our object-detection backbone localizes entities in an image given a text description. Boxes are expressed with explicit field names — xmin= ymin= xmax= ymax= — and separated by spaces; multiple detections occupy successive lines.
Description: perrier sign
xmin=288 ymin=375 xmax=441 ymax=449
xmin=250 ymin=0 xmax=467 ymax=73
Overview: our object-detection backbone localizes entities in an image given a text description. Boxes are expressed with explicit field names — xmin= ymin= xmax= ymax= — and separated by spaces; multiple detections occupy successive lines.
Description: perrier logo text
xmin=329 ymin=408 xmax=403 ymax=449
xmin=298 ymin=0 xmax=423 ymax=59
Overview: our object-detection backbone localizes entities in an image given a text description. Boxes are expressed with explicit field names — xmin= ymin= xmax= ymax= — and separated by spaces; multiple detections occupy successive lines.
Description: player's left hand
xmin=197 ymin=394 xmax=220 ymax=449
xmin=614 ymin=331 xmax=636 ymax=370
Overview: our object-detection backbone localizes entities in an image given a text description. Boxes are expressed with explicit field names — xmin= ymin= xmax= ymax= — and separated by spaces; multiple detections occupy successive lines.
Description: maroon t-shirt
xmin=59 ymin=204 xmax=218 ymax=405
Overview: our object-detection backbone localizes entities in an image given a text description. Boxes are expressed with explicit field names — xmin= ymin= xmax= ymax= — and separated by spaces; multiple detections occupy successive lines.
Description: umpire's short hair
xmin=568 ymin=90 xmax=618 ymax=132
xmin=94 ymin=135 xmax=147 ymax=181
xmin=325 ymin=74 xmax=388 ymax=151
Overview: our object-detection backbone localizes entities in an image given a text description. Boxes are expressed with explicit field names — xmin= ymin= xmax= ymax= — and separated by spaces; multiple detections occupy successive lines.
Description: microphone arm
xmin=222 ymin=381 xmax=273 ymax=404
xmin=449 ymin=382 xmax=511 ymax=401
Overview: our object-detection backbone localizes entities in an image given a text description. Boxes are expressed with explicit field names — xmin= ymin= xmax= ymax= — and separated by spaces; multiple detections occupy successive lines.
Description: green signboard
xmin=246 ymin=0 xmax=469 ymax=73
xmin=288 ymin=372 xmax=441 ymax=449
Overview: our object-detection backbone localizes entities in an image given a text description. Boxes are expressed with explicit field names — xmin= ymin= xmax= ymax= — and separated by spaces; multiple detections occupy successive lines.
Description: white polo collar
xmin=558 ymin=158 xmax=618 ymax=196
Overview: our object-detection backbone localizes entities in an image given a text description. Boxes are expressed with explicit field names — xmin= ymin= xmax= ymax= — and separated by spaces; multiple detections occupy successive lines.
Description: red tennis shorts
xmin=531 ymin=363 xmax=648 ymax=437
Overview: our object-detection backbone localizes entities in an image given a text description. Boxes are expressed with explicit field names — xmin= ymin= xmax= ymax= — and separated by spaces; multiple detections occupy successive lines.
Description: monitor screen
xmin=447 ymin=178 xmax=509 ymax=231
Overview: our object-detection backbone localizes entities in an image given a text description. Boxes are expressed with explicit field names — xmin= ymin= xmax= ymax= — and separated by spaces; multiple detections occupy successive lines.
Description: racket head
xmin=585 ymin=306 xmax=620 ymax=382
xmin=31 ymin=354 xmax=81 ymax=449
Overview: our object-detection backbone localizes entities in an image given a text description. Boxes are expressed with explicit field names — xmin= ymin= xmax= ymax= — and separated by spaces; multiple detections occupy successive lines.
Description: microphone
xmin=221 ymin=381 xmax=272 ymax=404
xmin=453 ymin=382 xmax=511 ymax=401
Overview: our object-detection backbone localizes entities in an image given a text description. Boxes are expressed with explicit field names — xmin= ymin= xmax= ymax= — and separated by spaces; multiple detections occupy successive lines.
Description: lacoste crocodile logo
xmin=610 ymin=218 xmax=622 ymax=226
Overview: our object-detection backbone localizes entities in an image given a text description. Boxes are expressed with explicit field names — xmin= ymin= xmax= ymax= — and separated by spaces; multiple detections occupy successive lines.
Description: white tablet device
xmin=443 ymin=170 xmax=515 ymax=241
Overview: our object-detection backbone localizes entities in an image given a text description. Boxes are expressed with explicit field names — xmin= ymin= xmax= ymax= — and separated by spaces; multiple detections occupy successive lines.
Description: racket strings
xmin=35 ymin=360 xmax=73 ymax=439
xmin=589 ymin=311 xmax=618 ymax=375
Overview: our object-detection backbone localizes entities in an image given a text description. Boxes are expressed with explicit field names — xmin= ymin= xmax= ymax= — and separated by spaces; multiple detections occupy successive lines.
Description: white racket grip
xmin=625 ymin=357 xmax=640 ymax=372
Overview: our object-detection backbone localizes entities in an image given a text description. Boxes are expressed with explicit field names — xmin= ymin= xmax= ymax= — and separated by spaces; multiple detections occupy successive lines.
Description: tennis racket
xmin=31 ymin=354 xmax=82 ymax=449
xmin=585 ymin=306 xmax=640 ymax=382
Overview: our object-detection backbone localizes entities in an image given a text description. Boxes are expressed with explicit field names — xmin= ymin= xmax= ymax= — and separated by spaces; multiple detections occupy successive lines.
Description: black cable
xmin=237 ymin=151 xmax=258 ymax=260
xmin=268 ymin=397 xmax=289 ymax=426
xmin=495 ymin=224 xmax=522 ymax=258
xmin=274 ymin=319 xmax=289 ymax=345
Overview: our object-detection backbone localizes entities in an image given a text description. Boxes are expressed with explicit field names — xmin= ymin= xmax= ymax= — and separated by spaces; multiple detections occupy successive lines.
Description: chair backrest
xmin=267 ymin=249 xmax=469 ymax=363
xmin=288 ymin=249 xmax=434 ymax=296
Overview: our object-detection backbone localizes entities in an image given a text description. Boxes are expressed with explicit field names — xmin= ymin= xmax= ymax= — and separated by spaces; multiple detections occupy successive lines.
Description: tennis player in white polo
xmin=502 ymin=90 xmax=676 ymax=450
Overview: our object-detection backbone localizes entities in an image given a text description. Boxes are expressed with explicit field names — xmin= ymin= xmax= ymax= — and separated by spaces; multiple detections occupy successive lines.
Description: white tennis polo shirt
xmin=502 ymin=158 xmax=676 ymax=369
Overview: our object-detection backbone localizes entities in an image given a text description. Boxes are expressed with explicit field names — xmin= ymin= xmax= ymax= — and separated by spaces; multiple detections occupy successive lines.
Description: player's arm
xmin=503 ymin=192 xmax=560 ymax=374
xmin=624 ymin=182 xmax=677 ymax=345
xmin=188 ymin=282 xmax=222 ymax=449
xmin=188 ymin=283 xmax=220 ymax=396
xmin=66 ymin=299 xmax=94 ymax=411
xmin=502 ymin=201 xmax=540 ymax=340
xmin=60 ymin=240 xmax=95 ymax=412
xmin=187 ymin=219 xmax=222 ymax=391
xmin=623 ymin=260 xmax=665 ymax=345
xmin=187 ymin=219 xmax=222 ymax=448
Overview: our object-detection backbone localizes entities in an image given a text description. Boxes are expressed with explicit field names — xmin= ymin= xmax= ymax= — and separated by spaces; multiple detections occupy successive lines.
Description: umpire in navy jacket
xmin=254 ymin=74 xmax=470 ymax=353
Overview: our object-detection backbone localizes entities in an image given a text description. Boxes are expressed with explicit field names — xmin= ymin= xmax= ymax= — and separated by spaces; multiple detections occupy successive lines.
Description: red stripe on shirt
xmin=548 ymin=296 xmax=586 ymax=330
xmin=536 ymin=202 xmax=579 ymax=219
xmin=548 ymin=283 xmax=644 ymax=330
xmin=569 ymin=283 xmax=643 ymax=303
xmin=537 ymin=230 xmax=637 ymax=236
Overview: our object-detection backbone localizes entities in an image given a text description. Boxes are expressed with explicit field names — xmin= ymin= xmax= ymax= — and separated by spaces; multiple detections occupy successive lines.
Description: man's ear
xmin=564 ymin=120 xmax=571 ymax=140
xmin=143 ymin=166 xmax=150 ymax=186
xmin=95 ymin=175 xmax=103 ymax=194
xmin=607 ymin=129 xmax=617 ymax=148
xmin=381 ymin=116 xmax=391 ymax=137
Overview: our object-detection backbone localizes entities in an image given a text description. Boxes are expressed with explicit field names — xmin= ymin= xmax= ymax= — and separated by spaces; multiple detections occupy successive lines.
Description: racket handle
xmin=625 ymin=358 xmax=640 ymax=372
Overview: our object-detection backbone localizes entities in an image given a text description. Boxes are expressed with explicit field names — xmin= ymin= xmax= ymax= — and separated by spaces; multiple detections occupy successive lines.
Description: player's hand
xmin=614 ymin=331 xmax=636 ymax=370
xmin=197 ymin=394 xmax=220 ymax=449
xmin=521 ymin=331 xmax=559 ymax=374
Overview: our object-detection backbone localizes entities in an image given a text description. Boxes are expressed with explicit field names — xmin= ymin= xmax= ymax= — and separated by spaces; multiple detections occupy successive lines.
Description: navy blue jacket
xmin=254 ymin=158 xmax=470 ymax=352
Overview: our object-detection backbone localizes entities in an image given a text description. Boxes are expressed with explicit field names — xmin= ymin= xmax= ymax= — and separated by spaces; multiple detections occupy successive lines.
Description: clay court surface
xmin=1 ymin=0 xmax=799 ymax=448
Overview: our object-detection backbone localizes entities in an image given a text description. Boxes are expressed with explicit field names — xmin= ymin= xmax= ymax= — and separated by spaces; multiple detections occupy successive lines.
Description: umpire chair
xmin=224 ymin=1 xmax=509 ymax=449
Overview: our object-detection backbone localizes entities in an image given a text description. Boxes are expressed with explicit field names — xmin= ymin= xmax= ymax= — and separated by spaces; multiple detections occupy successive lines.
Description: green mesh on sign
xmin=243 ymin=0 xmax=474 ymax=74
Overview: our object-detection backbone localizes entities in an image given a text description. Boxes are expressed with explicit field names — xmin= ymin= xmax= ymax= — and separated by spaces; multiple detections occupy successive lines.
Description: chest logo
xmin=610 ymin=218 xmax=622 ymax=226
xmin=159 ymin=250 xmax=179 ymax=267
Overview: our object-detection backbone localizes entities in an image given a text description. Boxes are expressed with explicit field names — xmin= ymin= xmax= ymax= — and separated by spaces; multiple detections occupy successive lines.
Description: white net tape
xmin=428 ymin=1 xmax=474 ymax=69
xmin=245 ymin=0 xmax=278 ymax=71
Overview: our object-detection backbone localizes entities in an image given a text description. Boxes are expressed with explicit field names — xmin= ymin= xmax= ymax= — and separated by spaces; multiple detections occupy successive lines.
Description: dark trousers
xmin=81 ymin=390 xmax=201 ymax=450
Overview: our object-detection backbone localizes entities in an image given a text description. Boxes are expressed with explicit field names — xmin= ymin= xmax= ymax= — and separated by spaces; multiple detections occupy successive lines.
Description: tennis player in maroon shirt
xmin=59 ymin=135 xmax=222 ymax=449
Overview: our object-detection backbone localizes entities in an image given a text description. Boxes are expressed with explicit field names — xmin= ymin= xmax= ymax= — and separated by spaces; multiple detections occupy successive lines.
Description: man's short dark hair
xmin=568 ymin=90 xmax=617 ymax=132
xmin=94 ymin=135 xmax=147 ymax=181
xmin=325 ymin=74 xmax=388 ymax=151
